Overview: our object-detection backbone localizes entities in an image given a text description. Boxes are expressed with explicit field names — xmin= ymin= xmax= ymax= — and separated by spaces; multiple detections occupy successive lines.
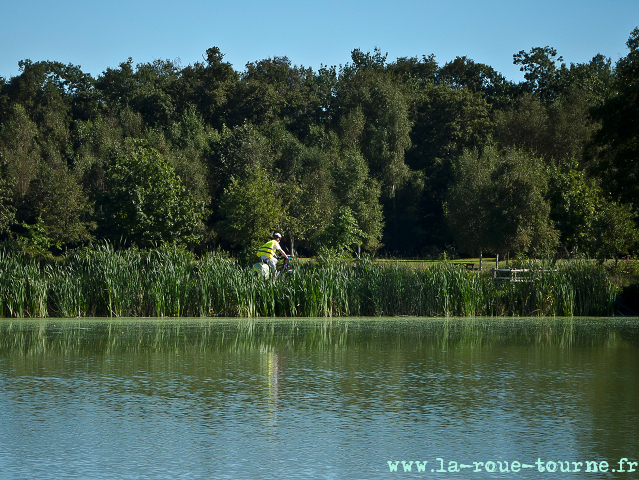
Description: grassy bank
xmin=0 ymin=245 xmax=620 ymax=318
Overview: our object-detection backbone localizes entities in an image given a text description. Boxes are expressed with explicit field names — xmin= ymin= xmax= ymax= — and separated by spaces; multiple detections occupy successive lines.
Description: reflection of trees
xmin=2 ymin=318 xmax=638 ymax=358
xmin=1 ymin=319 xmax=637 ymax=409
xmin=1 ymin=317 xmax=638 ymax=463
xmin=1 ymin=318 xmax=635 ymax=412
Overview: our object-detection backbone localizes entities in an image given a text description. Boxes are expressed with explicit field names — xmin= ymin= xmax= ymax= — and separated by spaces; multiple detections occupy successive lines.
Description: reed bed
xmin=0 ymin=246 xmax=618 ymax=318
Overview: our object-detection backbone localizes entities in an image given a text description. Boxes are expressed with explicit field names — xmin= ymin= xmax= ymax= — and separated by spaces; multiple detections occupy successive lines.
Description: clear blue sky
xmin=1 ymin=0 xmax=638 ymax=82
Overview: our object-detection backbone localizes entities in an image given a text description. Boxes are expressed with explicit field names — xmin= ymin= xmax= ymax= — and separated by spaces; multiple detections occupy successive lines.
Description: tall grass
xmin=0 ymin=250 xmax=48 ymax=317
xmin=0 ymin=246 xmax=619 ymax=318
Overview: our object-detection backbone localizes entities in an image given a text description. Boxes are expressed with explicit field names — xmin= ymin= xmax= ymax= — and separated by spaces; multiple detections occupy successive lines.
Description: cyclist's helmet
xmin=273 ymin=233 xmax=282 ymax=239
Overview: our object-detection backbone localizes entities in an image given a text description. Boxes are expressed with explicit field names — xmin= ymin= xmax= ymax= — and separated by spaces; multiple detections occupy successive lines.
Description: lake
xmin=1 ymin=317 xmax=638 ymax=479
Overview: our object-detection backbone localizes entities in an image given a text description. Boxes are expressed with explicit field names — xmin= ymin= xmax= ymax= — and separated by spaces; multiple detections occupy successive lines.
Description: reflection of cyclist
xmin=257 ymin=233 xmax=290 ymax=278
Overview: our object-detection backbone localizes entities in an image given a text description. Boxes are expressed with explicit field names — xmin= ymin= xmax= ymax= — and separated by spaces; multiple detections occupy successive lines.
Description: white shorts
xmin=260 ymin=256 xmax=277 ymax=272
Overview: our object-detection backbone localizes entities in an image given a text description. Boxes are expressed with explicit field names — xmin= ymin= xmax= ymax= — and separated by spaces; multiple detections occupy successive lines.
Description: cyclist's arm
xmin=276 ymin=244 xmax=289 ymax=260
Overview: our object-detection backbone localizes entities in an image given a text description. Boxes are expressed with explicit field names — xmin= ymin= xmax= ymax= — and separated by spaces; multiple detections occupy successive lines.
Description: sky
xmin=1 ymin=0 xmax=638 ymax=83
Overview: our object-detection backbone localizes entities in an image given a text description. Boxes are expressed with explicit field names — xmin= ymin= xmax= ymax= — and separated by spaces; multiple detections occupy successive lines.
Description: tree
xmin=1 ymin=61 xmax=90 ymax=175
xmin=380 ymin=170 xmax=428 ymax=255
xmin=227 ymin=56 xmax=322 ymax=139
xmin=331 ymin=149 xmax=384 ymax=252
xmin=590 ymin=200 xmax=638 ymax=261
xmin=561 ymin=54 xmax=614 ymax=105
xmin=95 ymin=58 xmax=183 ymax=128
xmin=277 ymin=144 xmax=336 ymax=254
xmin=387 ymin=54 xmax=439 ymax=85
xmin=303 ymin=65 xmax=339 ymax=133
xmin=545 ymin=85 xmax=601 ymax=163
xmin=206 ymin=122 xmax=275 ymax=217
xmin=496 ymin=54 xmax=613 ymax=163
xmin=444 ymin=146 xmax=558 ymax=257
xmin=22 ymin=164 xmax=95 ymax=246
xmin=404 ymin=84 xmax=492 ymax=252
xmin=317 ymin=206 xmax=367 ymax=257
xmin=547 ymin=160 xmax=639 ymax=259
xmin=443 ymin=148 xmax=494 ymax=256
xmin=178 ymin=47 xmax=239 ymax=130
xmin=0 ymin=104 xmax=40 ymax=198
xmin=166 ymin=107 xmax=214 ymax=208
xmin=129 ymin=59 xmax=180 ymax=128
xmin=513 ymin=46 xmax=565 ymax=102
xmin=438 ymin=56 xmax=514 ymax=107
xmin=335 ymin=50 xmax=412 ymax=196
xmin=493 ymin=93 xmax=549 ymax=158
xmin=216 ymin=171 xmax=286 ymax=250
xmin=546 ymin=160 xmax=600 ymax=254
xmin=0 ymin=173 xmax=16 ymax=235
xmin=590 ymin=27 xmax=639 ymax=209
xmin=487 ymin=150 xmax=559 ymax=257
xmin=408 ymin=83 xmax=492 ymax=172
xmin=99 ymin=140 xmax=204 ymax=246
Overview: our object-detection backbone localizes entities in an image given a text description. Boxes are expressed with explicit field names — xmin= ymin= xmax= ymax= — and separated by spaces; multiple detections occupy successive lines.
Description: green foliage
xmin=445 ymin=146 xmax=558 ymax=257
xmin=408 ymin=83 xmax=492 ymax=172
xmin=178 ymin=47 xmax=239 ymax=130
xmin=513 ymin=46 xmax=564 ymax=102
xmin=331 ymin=149 xmax=384 ymax=251
xmin=95 ymin=58 xmax=182 ymax=128
xmin=388 ymin=54 xmax=438 ymax=85
xmin=318 ymin=206 xmax=367 ymax=257
xmin=547 ymin=161 xmax=599 ymax=251
xmin=336 ymin=51 xmax=412 ymax=194
xmin=494 ymin=86 xmax=601 ymax=162
xmin=547 ymin=160 xmax=639 ymax=259
xmin=493 ymin=93 xmax=548 ymax=156
xmin=0 ymin=104 xmax=40 ymax=198
xmin=404 ymin=83 xmax=493 ymax=251
xmin=216 ymin=171 xmax=285 ymax=249
xmin=487 ymin=149 xmax=559 ymax=257
xmin=165 ymin=107 xmax=214 ymax=208
xmin=591 ymin=27 xmax=639 ymax=208
xmin=438 ymin=56 xmax=514 ymax=106
xmin=560 ymin=54 xmax=614 ymax=105
xmin=23 ymin=164 xmax=95 ymax=245
xmin=100 ymin=140 xmax=203 ymax=247
xmin=278 ymin=145 xmax=336 ymax=250
xmin=16 ymin=217 xmax=59 ymax=259
xmin=0 ymin=174 xmax=16 ymax=234
xmin=0 ymin=34 xmax=635 ymax=257
xmin=231 ymin=57 xmax=319 ymax=134
xmin=208 ymin=123 xmax=274 ymax=199
xmin=589 ymin=200 xmax=639 ymax=261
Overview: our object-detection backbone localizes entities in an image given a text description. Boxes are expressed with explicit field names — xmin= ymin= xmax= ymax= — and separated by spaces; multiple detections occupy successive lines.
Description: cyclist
xmin=257 ymin=233 xmax=290 ymax=278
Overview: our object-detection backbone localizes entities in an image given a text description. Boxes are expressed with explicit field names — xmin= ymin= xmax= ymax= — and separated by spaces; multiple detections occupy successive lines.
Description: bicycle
xmin=252 ymin=256 xmax=294 ymax=280
xmin=276 ymin=256 xmax=294 ymax=280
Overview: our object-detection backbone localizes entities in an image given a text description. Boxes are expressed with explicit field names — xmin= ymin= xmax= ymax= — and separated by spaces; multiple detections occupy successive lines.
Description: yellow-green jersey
xmin=257 ymin=240 xmax=279 ymax=260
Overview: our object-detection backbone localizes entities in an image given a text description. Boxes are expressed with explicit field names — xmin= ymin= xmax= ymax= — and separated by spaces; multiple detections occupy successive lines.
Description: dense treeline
xmin=1 ymin=29 xmax=639 ymax=260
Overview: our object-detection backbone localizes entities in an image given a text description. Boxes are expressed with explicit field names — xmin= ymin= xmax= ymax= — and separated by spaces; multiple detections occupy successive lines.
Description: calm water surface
xmin=1 ymin=317 xmax=638 ymax=479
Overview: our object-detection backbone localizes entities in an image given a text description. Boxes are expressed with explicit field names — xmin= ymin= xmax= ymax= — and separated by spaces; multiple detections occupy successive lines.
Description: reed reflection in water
xmin=0 ymin=317 xmax=638 ymax=479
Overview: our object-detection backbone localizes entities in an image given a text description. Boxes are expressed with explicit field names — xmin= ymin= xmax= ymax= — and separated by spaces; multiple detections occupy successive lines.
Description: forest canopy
xmin=1 ymin=31 xmax=639 ymax=260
